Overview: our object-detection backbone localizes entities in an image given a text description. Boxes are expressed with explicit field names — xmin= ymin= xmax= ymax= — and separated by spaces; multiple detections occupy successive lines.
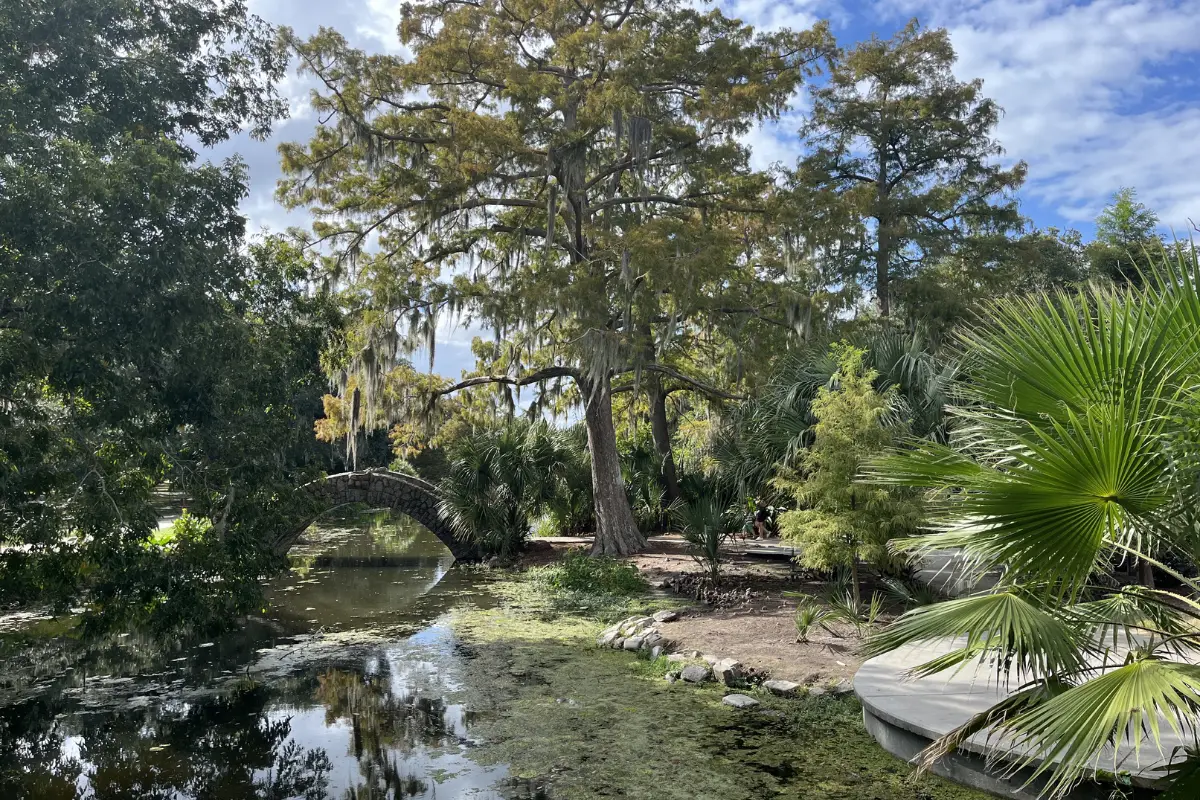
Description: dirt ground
xmin=524 ymin=537 xmax=879 ymax=685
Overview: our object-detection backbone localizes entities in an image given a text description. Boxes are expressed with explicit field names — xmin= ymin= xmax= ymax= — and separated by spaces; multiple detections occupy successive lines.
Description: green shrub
xmin=793 ymin=596 xmax=831 ymax=643
xmin=438 ymin=422 xmax=574 ymax=559
xmin=826 ymin=589 xmax=885 ymax=638
xmin=672 ymin=494 xmax=740 ymax=585
xmin=387 ymin=457 xmax=418 ymax=475
xmin=547 ymin=550 xmax=647 ymax=595
xmin=541 ymin=425 xmax=595 ymax=535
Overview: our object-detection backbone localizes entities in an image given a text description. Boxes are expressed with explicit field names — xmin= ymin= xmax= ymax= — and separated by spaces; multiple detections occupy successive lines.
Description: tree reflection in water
xmin=0 ymin=686 xmax=332 ymax=799
xmin=0 ymin=665 xmax=511 ymax=800
xmin=316 ymin=669 xmax=450 ymax=798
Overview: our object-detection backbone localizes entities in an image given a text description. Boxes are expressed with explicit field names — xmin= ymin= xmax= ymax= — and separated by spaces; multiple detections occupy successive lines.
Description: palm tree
xmin=437 ymin=422 xmax=570 ymax=559
xmin=865 ymin=247 xmax=1200 ymax=796
xmin=711 ymin=328 xmax=956 ymax=500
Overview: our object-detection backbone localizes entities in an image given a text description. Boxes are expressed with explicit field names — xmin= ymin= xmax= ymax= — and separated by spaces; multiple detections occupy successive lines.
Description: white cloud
xmin=358 ymin=0 xmax=407 ymax=54
xmin=743 ymin=107 xmax=812 ymax=171
xmin=897 ymin=0 xmax=1200 ymax=227
xmin=717 ymin=0 xmax=825 ymax=29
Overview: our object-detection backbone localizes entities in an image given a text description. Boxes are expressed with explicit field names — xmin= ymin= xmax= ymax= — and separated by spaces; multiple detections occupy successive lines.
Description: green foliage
xmin=865 ymin=246 xmax=1200 ymax=795
xmin=621 ymin=434 xmax=673 ymax=532
xmin=775 ymin=344 xmax=924 ymax=604
xmin=545 ymin=550 xmax=648 ymax=596
xmin=438 ymin=422 xmax=575 ymax=559
xmin=387 ymin=457 xmax=419 ymax=476
xmin=672 ymin=495 xmax=740 ymax=585
xmin=879 ymin=576 xmax=943 ymax=609
xmin=825 ymin=590 xmax=886 ymax=639
xmin=0 ymin=0 xmax=335 ymax=633
xmin=794 ymin=19 xmax=1025 ymax=317
xmin=895 ymin=228 xmax=1089 ymax=343
xmin=1095 ymin=188 xmax=1160 ymax=249
xmin=793 ymin=596 xmax=831 ymax=643
xmin=499 ymin=553 xmax=655 ymax=622
xmin=539 ymin=424 xmax=596 ymax=536
xmin=1086 ymin=187 xmax=1165 ymax=285
xmin=711 ymin=329 xmax=955 ymax=502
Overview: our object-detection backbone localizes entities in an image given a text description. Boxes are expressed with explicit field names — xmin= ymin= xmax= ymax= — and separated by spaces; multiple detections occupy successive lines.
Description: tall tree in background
xmin=895 ymin=227 xmax=1088 ymax=341
xmin=279 ymin=0 xmax=832 ymax=554
xmin=1087 ymin=187 xmax=1164 ymax=285
xmin=795 ymin=19 xmax=1026 ymax=317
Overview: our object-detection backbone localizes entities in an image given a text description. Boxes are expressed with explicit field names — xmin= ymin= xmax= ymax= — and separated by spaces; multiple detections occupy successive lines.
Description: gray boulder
xmin=722 ymin=693 xmax=760 ymax=708
xmin=597 ymin=629 xmax=621 ymax=648
xmin=713 ymin=658 xmax=743 ymax=686
xmin=623 ymin=635 xmax=646 ymax=651
xmin=620 ymin=618 xmax=653 ymax=637
xmin=680 ymin=665 xmax=711 ymax=683
xmin=763 ymin=679 xmax=801 ymax=697
xmin=652 ymin=609 xmax=680 ymax=623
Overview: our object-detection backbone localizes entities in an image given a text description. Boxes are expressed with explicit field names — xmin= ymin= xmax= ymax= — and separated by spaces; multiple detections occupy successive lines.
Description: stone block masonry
xmin=281 ymin=470 xmax=479 ymax=561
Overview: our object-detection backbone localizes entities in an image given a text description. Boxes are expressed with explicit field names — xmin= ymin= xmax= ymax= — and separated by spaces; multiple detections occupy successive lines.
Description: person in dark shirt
xmin=753 ymin=503 xmax=769 ymax=539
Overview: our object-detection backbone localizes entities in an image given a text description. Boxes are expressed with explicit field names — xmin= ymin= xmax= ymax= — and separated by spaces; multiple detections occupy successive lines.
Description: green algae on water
xmin=446 ymin=603 xmax=990 ymax=800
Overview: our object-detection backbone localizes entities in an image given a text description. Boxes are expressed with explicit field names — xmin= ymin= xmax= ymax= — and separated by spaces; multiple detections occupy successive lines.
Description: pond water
xmin=0 ymin=510 xmax=529 ymax=799
xmin=1 ymin=510 xmax=985 ymax=800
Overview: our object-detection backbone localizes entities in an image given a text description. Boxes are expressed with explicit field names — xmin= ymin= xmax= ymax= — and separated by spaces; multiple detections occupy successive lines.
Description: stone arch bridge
xmin=277 ymin=470 xmax=478 ymax=561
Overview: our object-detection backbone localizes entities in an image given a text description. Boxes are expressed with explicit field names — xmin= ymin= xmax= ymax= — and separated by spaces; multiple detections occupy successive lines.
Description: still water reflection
xmin=0 ymin=510 xmax=542 ymax=799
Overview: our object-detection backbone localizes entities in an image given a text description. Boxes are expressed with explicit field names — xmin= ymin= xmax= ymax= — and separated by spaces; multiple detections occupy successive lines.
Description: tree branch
xmin=433 ymin=365 xmax=580 ymax=397
xmin=590 ymin=194 xmax=764 ymax=214
xmin=620 ymin=364 xmax=745 ymax=401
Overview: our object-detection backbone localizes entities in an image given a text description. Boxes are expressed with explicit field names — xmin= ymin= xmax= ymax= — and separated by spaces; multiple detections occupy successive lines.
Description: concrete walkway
xmin=536 ymin=533 xmax=798 ymax=560
xmin=856 ymin=640 xmax=1193 ymax=795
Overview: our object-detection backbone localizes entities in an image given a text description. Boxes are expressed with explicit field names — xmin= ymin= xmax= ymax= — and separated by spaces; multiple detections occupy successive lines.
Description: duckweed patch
xmin=447 ymin=601 xmax=989 ymax=800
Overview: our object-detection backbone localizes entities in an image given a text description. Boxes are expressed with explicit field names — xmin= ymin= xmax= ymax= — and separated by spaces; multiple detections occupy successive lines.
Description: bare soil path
xmin=524 ymin=536 xmax=881 ymax=686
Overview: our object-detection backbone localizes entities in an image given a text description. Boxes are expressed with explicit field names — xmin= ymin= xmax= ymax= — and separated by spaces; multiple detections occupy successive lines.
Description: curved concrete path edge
xmin=855 ymin=642 xmax=1184 ymax=798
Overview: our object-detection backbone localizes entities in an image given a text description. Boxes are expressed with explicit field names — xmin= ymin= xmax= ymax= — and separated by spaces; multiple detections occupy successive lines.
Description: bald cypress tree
xmin=279 ymin=0 xmax=831 ymax=554
xmin=795 ymin=19 xmax=1025 ymax=317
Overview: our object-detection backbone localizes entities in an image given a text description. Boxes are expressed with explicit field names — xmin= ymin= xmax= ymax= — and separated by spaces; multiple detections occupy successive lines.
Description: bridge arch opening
xmin=280 ymin=471 xmax=478 ymax=562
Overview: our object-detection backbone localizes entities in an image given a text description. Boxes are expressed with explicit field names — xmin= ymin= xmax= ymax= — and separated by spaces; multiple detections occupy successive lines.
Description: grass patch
xmin=493 ymin=551 xmax=676 ymax=623
xmin=545 ymin=551 xmax=647 ymax=595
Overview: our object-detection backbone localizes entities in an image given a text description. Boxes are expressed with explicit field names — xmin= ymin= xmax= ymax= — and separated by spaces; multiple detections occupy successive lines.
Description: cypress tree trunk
xmin=875 ymin=142 xmax=891 ymax=318
xmin=582 ymin=374 xmax=646 ymax=555
xmin=647 ymin=378 xmax=682 ymax=507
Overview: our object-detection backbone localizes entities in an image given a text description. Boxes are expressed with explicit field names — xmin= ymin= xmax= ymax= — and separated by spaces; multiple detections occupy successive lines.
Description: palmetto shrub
xmin=437 ymin=422 xmax=569 ymax=559
xmin=672 ymin=493 xmax=741 ymax=585
xmin=866 ymin=248 xmax=1200 ymax=796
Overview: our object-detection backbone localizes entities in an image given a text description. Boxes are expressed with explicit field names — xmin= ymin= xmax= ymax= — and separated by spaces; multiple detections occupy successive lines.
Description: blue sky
xmin=218 ymin=0 xmax=1200 ymax=376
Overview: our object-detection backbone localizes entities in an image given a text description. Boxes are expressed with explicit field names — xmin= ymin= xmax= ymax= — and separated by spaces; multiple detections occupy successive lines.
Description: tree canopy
xmin=0 ymin=0 xmax=333 ymax=631
xmin=1087 ymin=187 xmax=1165 ymax=285
xmin=794 ymin=20 xmax=1026 ymax=317
xmin=279 ymin=0 xmax=834 ymax=554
